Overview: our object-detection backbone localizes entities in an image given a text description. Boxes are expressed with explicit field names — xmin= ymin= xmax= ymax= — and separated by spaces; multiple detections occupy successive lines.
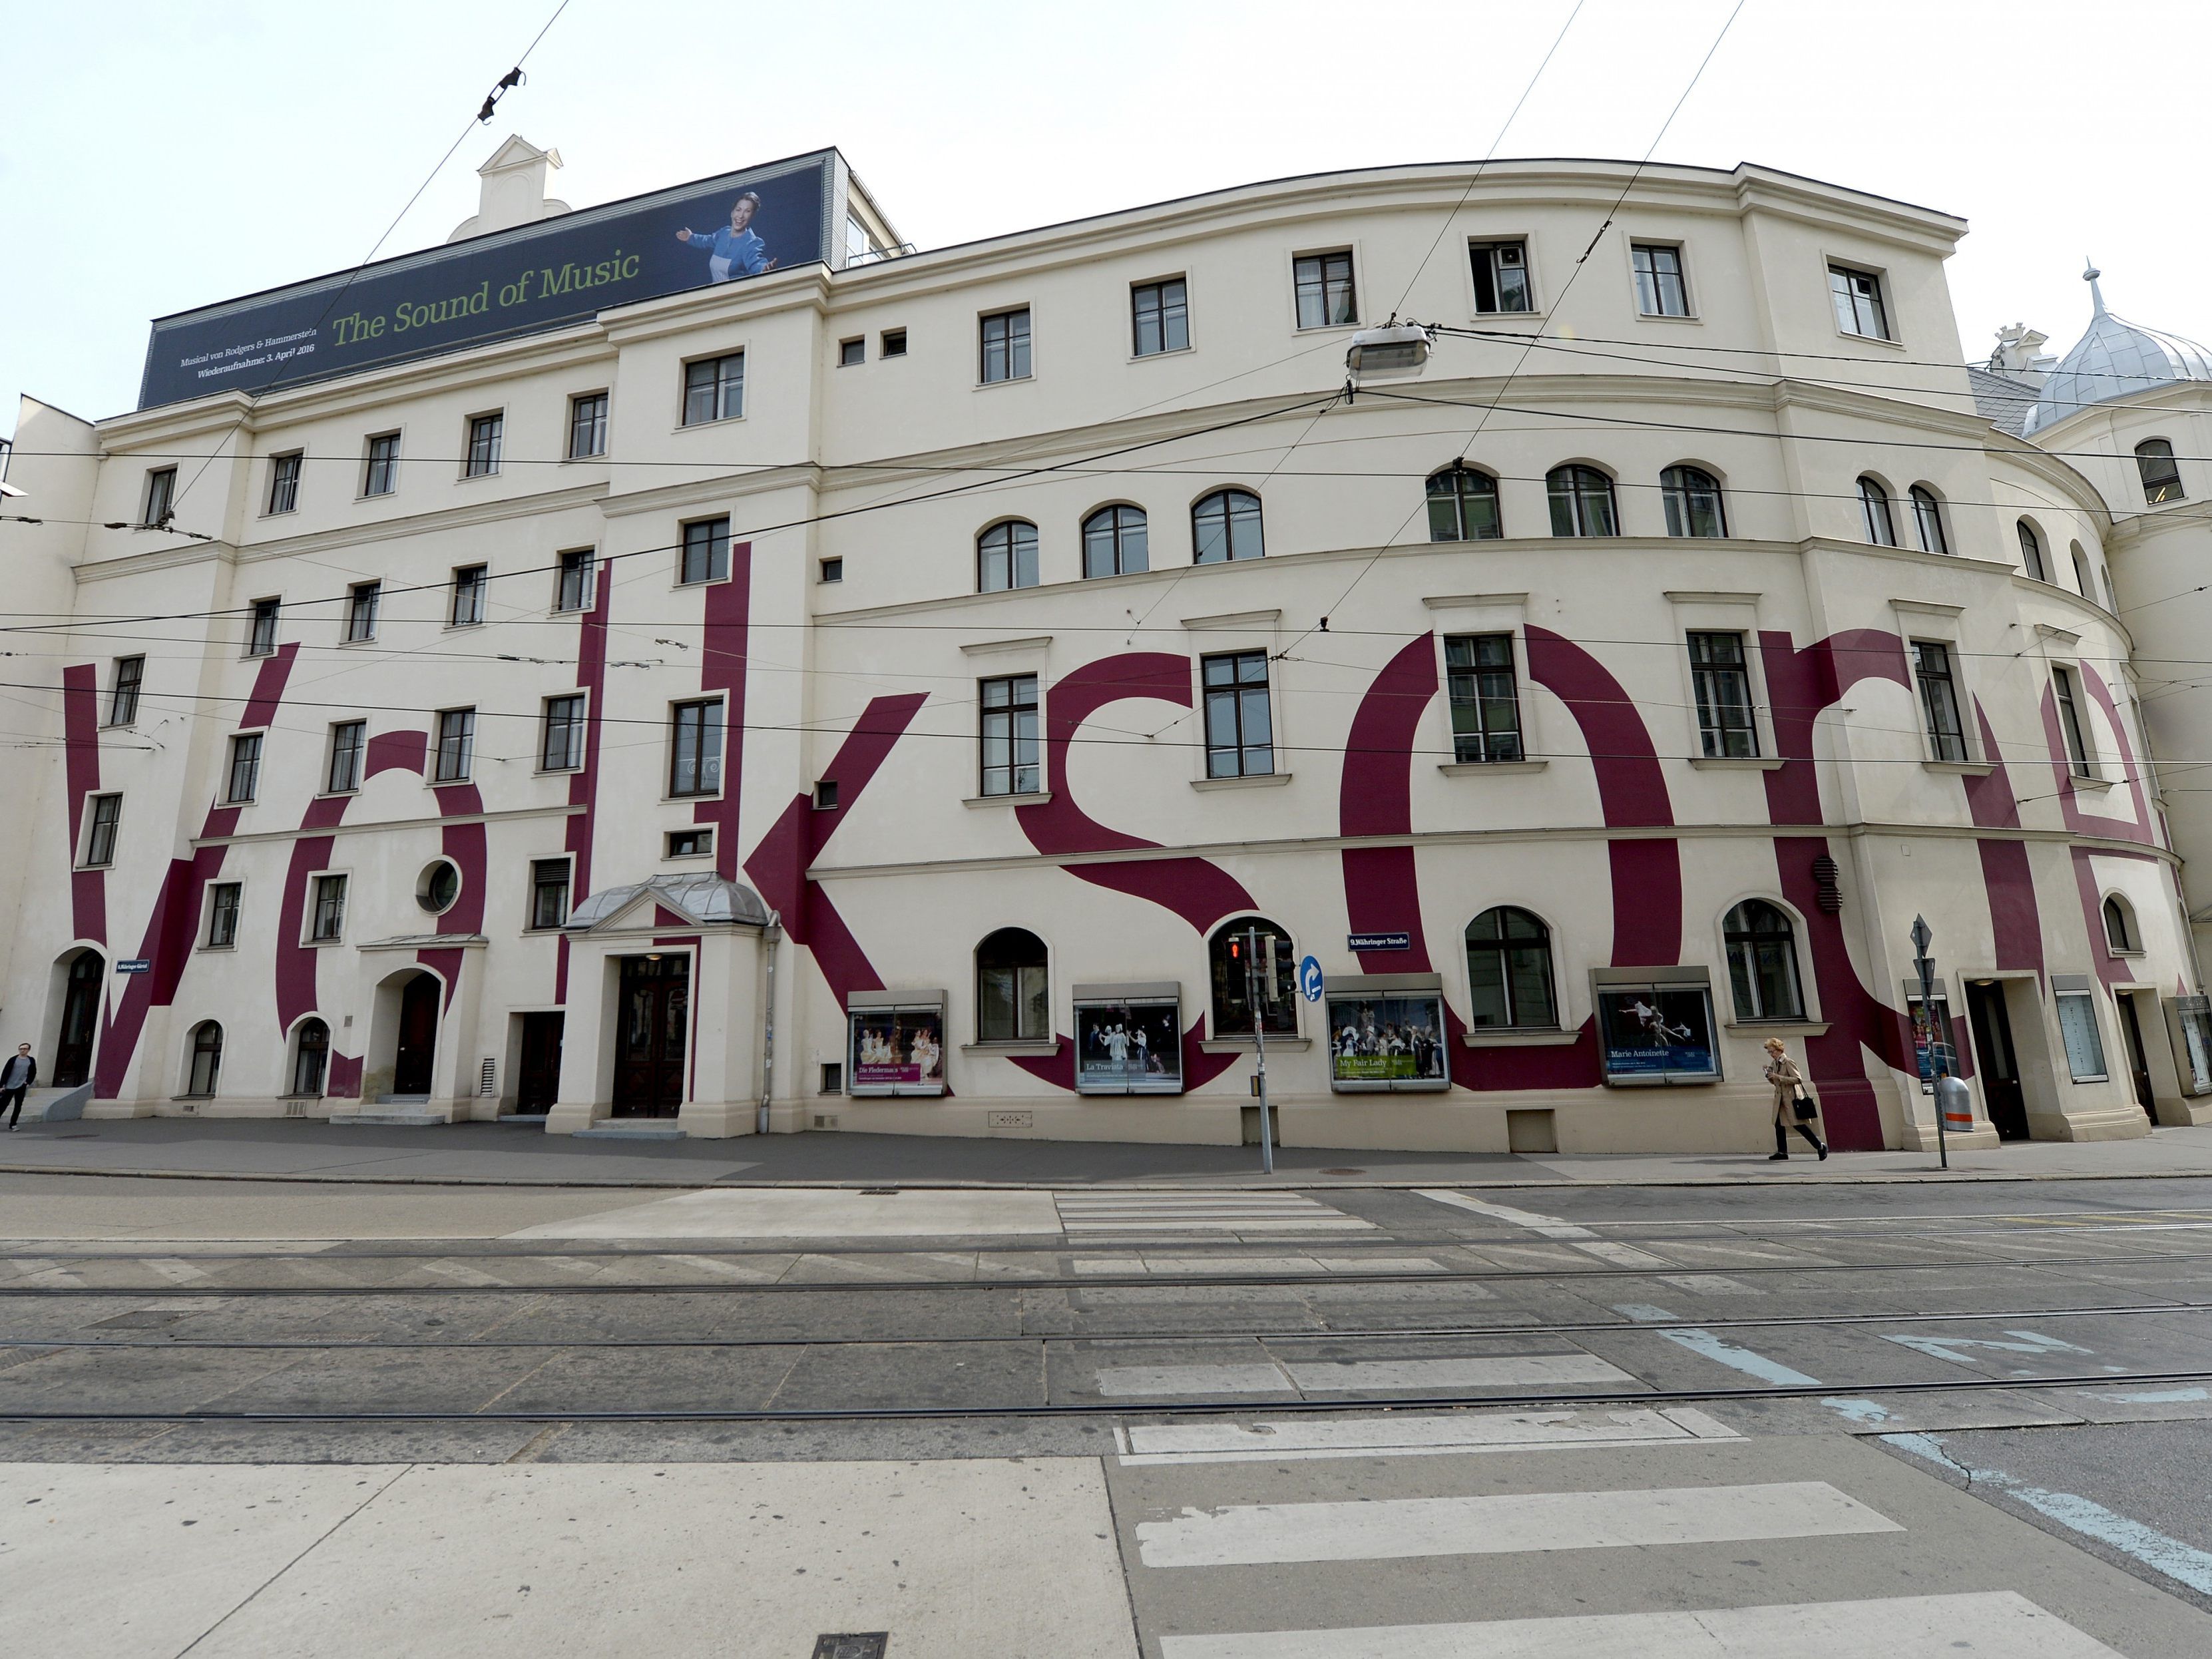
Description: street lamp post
xmin=1911 ymin=913 xmax=1948 ymax=1170
xmin=1243 ymin=925 xmax=1276 ymax=1176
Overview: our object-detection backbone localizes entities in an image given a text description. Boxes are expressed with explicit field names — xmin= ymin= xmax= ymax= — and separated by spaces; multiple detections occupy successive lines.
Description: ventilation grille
xmin=480 ymin=1058 xmax=498 ymax=1096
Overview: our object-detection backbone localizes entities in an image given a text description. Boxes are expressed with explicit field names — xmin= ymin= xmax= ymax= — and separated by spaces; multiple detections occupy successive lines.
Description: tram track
xmin=7 ymin=1367 xmax=2212 ymax=1426
xmin=4 ymin=1296 xmax=2209 ymax=1350
xmin=7 ymin=1243 xmax=2212 ymax=1295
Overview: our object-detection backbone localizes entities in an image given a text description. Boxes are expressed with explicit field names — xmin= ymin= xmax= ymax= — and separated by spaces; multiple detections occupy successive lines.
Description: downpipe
xmin=758 ymin=914 xmax=781 ymax=1136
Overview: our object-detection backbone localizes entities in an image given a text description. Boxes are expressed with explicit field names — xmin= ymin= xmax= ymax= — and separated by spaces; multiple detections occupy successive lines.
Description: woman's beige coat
xmin=1765 ymin=1053 xmax=1813 ymax=1124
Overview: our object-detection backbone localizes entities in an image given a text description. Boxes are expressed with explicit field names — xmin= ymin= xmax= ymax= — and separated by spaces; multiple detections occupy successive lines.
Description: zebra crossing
xmin=1105 ymin=1407 xmax=2191 ymax=1658
xmin=1054 ymin=1191 xmax=1375 ymax=1236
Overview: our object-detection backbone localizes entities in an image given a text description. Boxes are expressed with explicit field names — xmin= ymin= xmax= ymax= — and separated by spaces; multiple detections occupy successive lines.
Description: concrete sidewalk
xmin=2 ymin=1117 xmax=2211 ymax=1188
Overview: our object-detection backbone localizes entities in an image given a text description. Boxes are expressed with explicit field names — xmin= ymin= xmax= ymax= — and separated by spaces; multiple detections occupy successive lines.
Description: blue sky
xmin=5 ymin=0 xmax=2203 ymax=432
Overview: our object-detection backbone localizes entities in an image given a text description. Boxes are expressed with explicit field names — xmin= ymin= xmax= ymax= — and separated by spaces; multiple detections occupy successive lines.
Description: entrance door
xmin=1966 ymin=980 xmax=2029 ymax=1141
xmin=516 ymin=1013 xmax=564 ymax=1113
xmin=2118 ymin=993 xmax=2157 ymax=1120
xmin=391 ymin=974 xmax=440 ymax=1096
xmin=53 ymin=952 xmax=103 ymax=1088
xmin=612 ymin=955 xmax=688 ymax=1116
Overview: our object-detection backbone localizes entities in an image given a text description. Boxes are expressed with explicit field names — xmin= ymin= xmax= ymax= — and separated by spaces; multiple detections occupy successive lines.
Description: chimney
xmin=447 ymin=136 xmax=571 ymax=243
xmin=1988 ymin=323 xmax=2053 ymax=382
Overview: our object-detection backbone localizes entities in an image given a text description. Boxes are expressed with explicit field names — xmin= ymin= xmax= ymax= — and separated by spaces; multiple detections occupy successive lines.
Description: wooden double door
xmin=612 ymin=956 xmax=689 ymax=1116
xmin=53 ymin=952 xmax=103 ymax=1088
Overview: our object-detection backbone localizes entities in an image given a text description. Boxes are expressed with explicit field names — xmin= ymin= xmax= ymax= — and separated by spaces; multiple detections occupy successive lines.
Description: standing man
xmin=675 ymin=192 xmax=777 ymax=282
xmin=0 ymin=1043 xmax=35 ymax=1130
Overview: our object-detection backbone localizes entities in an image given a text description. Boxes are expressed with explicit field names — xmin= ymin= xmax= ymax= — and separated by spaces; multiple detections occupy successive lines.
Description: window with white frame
xmin=1192 ymin=489 xmax=1263 ymax=563
xmin=206 ymin=881 xmax=242 ymax=948
xmin=1082 ymin=505 xmax=1148 ymax=579
xmin=1547 ymin=466 xmax=1618 ymax=537
xmin=979 ymin=308 xmax=1032 ymax=382
xmin=541 ymin=694 xmax=586 ymax=772
xmin=978 ymin=521 xmax=1038 ymax=592
xmin=83 ymin=794 xmax=121 ymax=867
xmin=680 ymin=517 xmax=730 ymax=585
xmin=248 ymin=597 xmax=281 ymax=656
xmin=345 ymin=582 xmax=379 ymax=642
xmin=1426 ymin=465 xmax=1502 ymax=541
xmin=1132 ymin=279 xmax=1189 ymax=356
xmin=568 ymin=392 xmax=608 ymax=459
xmin=1829 ymin=264 xmax=1890 ymax=340
xmin=1688 ymin=631 xmax=1758 ymax=758
xmin=1443 ymin=634 xmax=1523 ymax=763
xmin=464 ymin=412 xmax=503 ymax=477
xmin=1661 ymin=466 xmax=1727 ymax=537
xmin=1202 ymin=651 xmax=1273 ymax=778
xmin=267 ymin=452 xmax=302 ymax=515
xmin=2052 ymin=664 xmax=2096 ymax=780
xmin=1294 ymin=251 xmax=1357 ymax=328
xmin=1723 ymin=899 xmax=1805 ymax=1021
xmin=326 ymin=720 xmax=365 ymax=794
xmin=1910 ymin=486 xmax=1950 ymax=555
xmin=682 ymin=353 xmax=745 ymax=425
xmin=2016 ymin=519 xmax=2047 ymax=582
xmin=1859 ymin=477 xmax=1896 ymax=546
xmin=450 ymin=565 xmax=488 ymax=626
xmin=226 ymin=733 xmax=262 ymax=804
xmin=363 ymin=432 xmax=400 ymax=496
xmin=669 ymin=698 xmax=724 ymax=797
xmin=530 ymin=859 xmax=572 ymax=931
xmin=2103 ymin=894 xmax=2138 ymax=954
xmin=1468 ymin=241 xmax=1531 ymax=314
xmin=2135 ymin=439 xmax=2184 ymax=505
xmin=142 ymin=466 xmax=177 ymax=527
xmin=556 ymin=549 xmax=595 ymax=612
xmin=433 ymin=708 xmax=475 ymax=783
xmin=310 ymin=873 xmax=347 ymax=941
xmin=107 ymin=656 xmax=144 ymax=726
xmin=979 ymin=674 xmax=1040 ymax=797
xmin=1464 ymin=906 xmax=1556 ymax=1029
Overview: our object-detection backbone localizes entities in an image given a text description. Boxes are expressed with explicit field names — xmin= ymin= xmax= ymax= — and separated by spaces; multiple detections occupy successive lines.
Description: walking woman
xmin=1763 ymin=1036 xmax=1828 ymax=1161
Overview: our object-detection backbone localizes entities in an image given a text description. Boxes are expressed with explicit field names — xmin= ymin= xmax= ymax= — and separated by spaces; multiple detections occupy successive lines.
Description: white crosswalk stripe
xmin=1115 ymin=1405 xmax=2147 ymax=1659
xmin=1054 ymin=1192 xmax=1373 ymax=1236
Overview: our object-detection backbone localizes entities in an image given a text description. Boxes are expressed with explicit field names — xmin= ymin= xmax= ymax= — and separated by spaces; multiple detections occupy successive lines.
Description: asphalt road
xmin=7 ymin=1172 xmax=2212 ymax=1655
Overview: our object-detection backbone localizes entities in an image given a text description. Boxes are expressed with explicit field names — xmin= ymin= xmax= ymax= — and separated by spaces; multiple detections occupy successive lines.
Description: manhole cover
xmin=811 ymin=1636 xmax=889 ymax=1659
xmin=1319 ymin=1167 xmax=1366 ymax=1175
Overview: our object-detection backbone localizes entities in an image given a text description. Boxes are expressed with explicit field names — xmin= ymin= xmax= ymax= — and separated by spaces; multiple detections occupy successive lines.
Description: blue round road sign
xmin=1297 ymin=955 xmax=1325 ymax=1003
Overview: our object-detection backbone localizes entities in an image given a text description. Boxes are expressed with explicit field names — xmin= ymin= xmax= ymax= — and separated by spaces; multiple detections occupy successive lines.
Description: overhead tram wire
xmin=1281 ymin=0 xmax=1749 ymax=658
xmin=158 ymin=1 xmax=576 ymax=525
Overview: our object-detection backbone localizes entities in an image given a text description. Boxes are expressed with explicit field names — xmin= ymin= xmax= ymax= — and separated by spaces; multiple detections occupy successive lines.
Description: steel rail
xmin=5 ymin=1244 xmax=2212 ymax=1296
xmin=5 ymin=1296 xmax=2209 ymax=1351
xmin=7 ymin=1366 xmax=2212 ymax=1425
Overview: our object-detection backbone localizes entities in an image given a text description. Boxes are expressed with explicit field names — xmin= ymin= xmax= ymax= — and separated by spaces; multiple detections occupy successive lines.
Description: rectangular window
xmin=2056 ymin=989 xmax=2109 ymax=1082
xmin=464 ymin=412 xmax=503 ymax=477
xmin=819 ymin=1061 xmax=845 ymax=1095
xmin=881 ymin=328 xmax=907 ymax=357
xmin=267 ymin=452 xmax=302 ymax=515
xmin=815 ymin=779 xmax=839 ymax=810
xmin=363 ymin=432 xmax=400 ymax=496
xmin=1468 ymin=241 xmax=1532 ymax=314
xmin=1132 ymin=278 xmax=1190 ymax=356
xmin=433 ymin=708 xmax=475 ymax=783
xmin=567 ymin=392 xmax=608 ymax=459
xmin=979 ymin=674 xmax=1040 ymax=798
xmin=226 ymin=733 xmax=263 ymax=804
xmin=529 ymin=858 xmax=572 ymax=931
xmin=449 ymin=565 xmax=488 ymax=627
xmin=310 ymin=873 xmax=347 ymax=942
xmin=555 ymin=549 xmax=595 ymax=612
xmin=1912 ymin=641 xmax=1968 ymax=764
xmin=1688 ymin=631 xmax=1759 ymax=758
xmin=1294 ymin=251 xmax=1357 ymax=329
xmin=819 ymin=557 xmax=843 ymax=583
xmin=206 ymin=881 xmax=242 ymax=948
xmin=669 ymin=698 xmax=725 ymax=797
xmin=541 ymin=694 xmax=586 ymax=771
xmin=838 ymin=337 xmax=865 ymax=367
xmin=979 ymin=308 xmax=1032 ymax=383
xmin=83 ymin=794 xmax=121 ymax=867
xmin=1632 ymin=243 xmax=1689 ymax=316
xmin=248 ymin=598 xmax=280 ymax=657
xmin=1829 ymin=264 xmax=1891 ymax=340
xmin=680 ymin=517 xmax=731 ymax=585
xmin=1443 ymin=634 xmax=1524 ymax=763
xmin=682 ymin=352 xmax=745 ymax=425
xmin=2053 ymin=664 xmax=2096 ymax=780
xmin=1202 ymin=650 xmax=1275 ymax=778
xmin=142 ymin=465 xmax=177 ymax=527
xmin=107 ymin=656 xmax=144 ymax=726
xmin=345 ymin=581 xmax=379 ymax=642
xmin=326 ymin=720 xmax=366 ymax=794
xmin=666 ymin=828 xmax=714 ymax=859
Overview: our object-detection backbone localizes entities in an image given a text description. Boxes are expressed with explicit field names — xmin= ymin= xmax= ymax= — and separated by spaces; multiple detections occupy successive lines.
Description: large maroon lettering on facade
xmin=61 ymin=664 xmax=107 ymax=949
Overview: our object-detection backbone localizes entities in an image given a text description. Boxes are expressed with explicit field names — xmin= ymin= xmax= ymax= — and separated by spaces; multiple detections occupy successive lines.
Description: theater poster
xmin=1325 ymin=992 xmax=1450 ymax=1092
xmin=1074 ymin=997 xmax=1183 ymax=1095
xmin=847 ymin=1006 xmax=945 ymax=1096
xmin=1597 ymin=985 xmax=1720 ymax=1084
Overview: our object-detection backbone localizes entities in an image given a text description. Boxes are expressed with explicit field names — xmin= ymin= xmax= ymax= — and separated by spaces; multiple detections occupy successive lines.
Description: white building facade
xmin=5 ymin=147 xmax=2209 ymax=1154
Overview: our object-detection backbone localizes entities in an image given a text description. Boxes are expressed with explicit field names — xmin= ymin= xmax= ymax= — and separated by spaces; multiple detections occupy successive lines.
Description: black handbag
xmin=1792 ymin=1082 xmax=1819 ymax=1122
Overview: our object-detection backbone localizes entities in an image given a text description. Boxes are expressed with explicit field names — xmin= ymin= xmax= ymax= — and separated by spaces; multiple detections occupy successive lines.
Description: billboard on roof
xmin=137 ymin=150 xmax=835 ymax=410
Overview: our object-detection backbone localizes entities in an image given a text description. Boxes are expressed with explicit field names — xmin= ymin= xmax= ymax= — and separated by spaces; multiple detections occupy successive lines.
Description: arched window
xmin=1661 ymin=466 xmax=1727 ymax=538
xmin=1208 ymin=917 xmax=1297 ymax=1035
xmin=1426 ymin=465 xmax=1502 ymax=541
xmin=977 ymin=520 xmax=1038 ymax=593
xmin=291 ymin=1018 xmax=330 ymax=1096
xmin=1464 ymin=907 xmax=1557 ymax=1029
xmin=1082 ymin=505 xmax=1148 ymax=579
xmin=2136 ymin=439 xmax=2185 ymax=505
xmin=1192 ymin=489 xmax=1263 ymax=564
xmin=185 ymin=1021 xmax=223 ymax=1098
xmin=1909 ymin=485 xmax=1950 ymax=555
xmin=2071 ymin=542 xmax=2096 ymax=600
xmin=1858 ymin=477 xmax=1896 ymax=546
xmin=2103 ymin=895 xmax=2138 ymax=954
xmin=1723 ymin=900 xmax=1805 ymax=1021
xmin=1546 ymin=465 xmax=1618 ymax=537
xmin=976 ymin=928 xmax=1049 ymax=1042
xmin=2016 ymin=519 xmax=2047 ymax=583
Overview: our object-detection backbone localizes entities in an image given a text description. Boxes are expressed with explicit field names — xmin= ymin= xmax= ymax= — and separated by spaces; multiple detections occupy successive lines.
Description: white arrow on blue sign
xmin=1297 ymin=955 xmax=1325 ymax=1003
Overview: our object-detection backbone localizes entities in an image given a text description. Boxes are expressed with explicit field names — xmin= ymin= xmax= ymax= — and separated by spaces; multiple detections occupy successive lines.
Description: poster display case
xmin=846 ymin=990 xmax=947 ymax=1097
xmin=1593 ymin=967 xmax=1720 ymax=1085
xmin=1323 ymin=975 xmax=1449 ymax=1092
xmin=1072 ymin=983 xmax=1184 ymax=1094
